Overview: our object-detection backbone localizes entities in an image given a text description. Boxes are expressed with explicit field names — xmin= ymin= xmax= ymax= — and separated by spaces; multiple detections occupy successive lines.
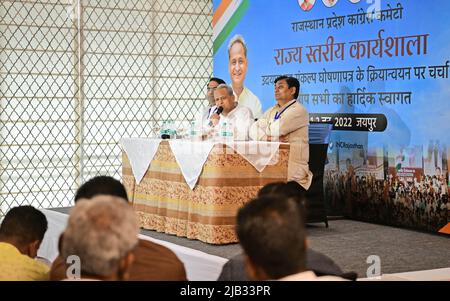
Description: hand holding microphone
xmin=209 ymin=106 xmax=223 ymax=127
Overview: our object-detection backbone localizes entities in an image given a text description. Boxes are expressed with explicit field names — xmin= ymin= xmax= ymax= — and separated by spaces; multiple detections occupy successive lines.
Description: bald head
xmin=62 ymin=195 xmax=139 ymax=278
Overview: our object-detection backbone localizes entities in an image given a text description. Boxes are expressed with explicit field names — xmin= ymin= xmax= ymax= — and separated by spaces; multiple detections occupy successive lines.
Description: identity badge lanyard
xmin=274 ymin=101 xmax=296 ymax=121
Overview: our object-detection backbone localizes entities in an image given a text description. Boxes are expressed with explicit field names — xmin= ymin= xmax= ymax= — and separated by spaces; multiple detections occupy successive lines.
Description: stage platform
xmin=39 ymin=207 xmax=450 ymax=281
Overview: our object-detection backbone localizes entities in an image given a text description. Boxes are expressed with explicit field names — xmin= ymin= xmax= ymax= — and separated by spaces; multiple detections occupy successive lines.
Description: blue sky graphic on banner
xmin=213 ymin=0 xmax=449 ymax=233
xmin=213 ymin=0 xmax=449 ymax=145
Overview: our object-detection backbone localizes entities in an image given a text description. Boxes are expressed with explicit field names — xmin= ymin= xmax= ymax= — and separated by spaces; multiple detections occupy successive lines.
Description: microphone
xmin=208 ymin=106 xmax=223 ymax=127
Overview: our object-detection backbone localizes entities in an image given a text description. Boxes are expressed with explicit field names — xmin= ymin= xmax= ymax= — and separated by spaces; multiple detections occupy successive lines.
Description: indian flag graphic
xmin=213 ymin=0 xmax=250 ymax=55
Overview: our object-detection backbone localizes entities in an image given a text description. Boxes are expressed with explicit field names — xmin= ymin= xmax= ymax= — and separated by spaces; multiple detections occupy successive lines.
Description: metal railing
xmin=0 ymin=0 xmax=213 ymax=216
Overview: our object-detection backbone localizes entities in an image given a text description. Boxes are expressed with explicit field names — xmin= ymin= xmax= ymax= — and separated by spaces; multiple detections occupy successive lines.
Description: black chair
xmin=305 ymin=123 xmax=332 ymax=228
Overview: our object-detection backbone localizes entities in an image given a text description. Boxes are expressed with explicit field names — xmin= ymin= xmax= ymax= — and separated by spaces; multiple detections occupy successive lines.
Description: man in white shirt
xmin=209 ymin=84 xmax=253 ymax=141
xmin=228 ymin=34 xmax=263 ymax=119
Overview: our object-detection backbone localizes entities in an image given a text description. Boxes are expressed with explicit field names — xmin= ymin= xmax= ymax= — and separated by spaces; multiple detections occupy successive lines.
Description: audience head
xmin=237 ymin=195 xmax=307 ymax=280
xmin=58 ymin=176 xmax=129 ymax=254
xmin=207 ymin=77 xmax=226 ymax=105
xmin=258 ymin=181 xmax=307 ymax=216
xmin=257 ymin=181 xmax=285 ymax=197
xmin=0 ymin=205 xmax=48 ymax=258
xmin=274 ymin=76 xmax=300 ymax=103
xmin=214 ymin=84 xmax=236 ymax=114
xmin=61 ymin=195 xmax=139 ymax=280
xmin=74 ymin=176 xmax=128 ymax=203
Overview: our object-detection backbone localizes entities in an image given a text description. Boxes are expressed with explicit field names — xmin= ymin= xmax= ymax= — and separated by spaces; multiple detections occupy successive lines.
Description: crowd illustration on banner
xmin=324 ymin=143 xmax=449 ymax=232
xmin=325 ymin=169 xmax=449 ymax=232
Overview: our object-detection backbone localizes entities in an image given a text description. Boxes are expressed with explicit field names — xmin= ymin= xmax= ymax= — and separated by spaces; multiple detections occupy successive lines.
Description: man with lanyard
xmin=249 ymin=76 xmax=313 ymax=190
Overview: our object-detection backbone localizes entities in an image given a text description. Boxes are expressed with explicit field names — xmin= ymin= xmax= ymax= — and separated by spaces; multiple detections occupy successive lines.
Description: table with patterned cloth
xmin=122 ymin=140 xmax=289 ymax=244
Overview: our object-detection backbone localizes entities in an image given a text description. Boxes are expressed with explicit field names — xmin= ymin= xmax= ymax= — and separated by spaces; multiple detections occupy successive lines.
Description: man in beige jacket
xmin=249 ymin=76 xmax=312 ymax=190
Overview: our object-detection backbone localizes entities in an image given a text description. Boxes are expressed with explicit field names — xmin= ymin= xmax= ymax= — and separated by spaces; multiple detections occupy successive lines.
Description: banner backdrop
xmin=213 ymin=0 xmax=449 ymax=234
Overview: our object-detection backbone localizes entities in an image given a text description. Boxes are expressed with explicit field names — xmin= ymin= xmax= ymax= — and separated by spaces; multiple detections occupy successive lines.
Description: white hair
xmin=215 ymin=83 xmax=234 ymax=96
xmin=228 ymin=34 xmax=247 ymax=58
xmin=61 ymin=196 xmax=139 ymax=277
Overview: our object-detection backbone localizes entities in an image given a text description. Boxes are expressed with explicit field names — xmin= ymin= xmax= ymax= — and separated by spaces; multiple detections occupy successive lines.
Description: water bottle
xmin=160 ymin=121 xmax=170 ymax=139
xmin=159 ymin=121 xmax=167 ymax=137
xmin=190 ymin=121 xmax=197 ymax=137
xmin=168 ymin=120 xmax=177 ymax=139
xmin=220 ymin=122 xmax=233 ymax=140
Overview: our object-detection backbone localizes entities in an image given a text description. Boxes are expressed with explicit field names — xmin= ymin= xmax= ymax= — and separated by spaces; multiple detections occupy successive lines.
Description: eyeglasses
xmin=207 ymin=87 xmax=217 ymax=91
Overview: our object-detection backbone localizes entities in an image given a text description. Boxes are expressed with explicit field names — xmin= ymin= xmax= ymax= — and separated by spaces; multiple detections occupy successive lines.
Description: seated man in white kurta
xmin=208 ymin=84 xmax=254 ymax=141
xmin=249 ymin=76 xmax=312 ymax=190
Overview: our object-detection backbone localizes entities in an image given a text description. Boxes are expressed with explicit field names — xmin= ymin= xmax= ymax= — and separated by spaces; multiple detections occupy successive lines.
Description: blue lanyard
xmin=274 ymin=101 xmax=296 ymax=121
